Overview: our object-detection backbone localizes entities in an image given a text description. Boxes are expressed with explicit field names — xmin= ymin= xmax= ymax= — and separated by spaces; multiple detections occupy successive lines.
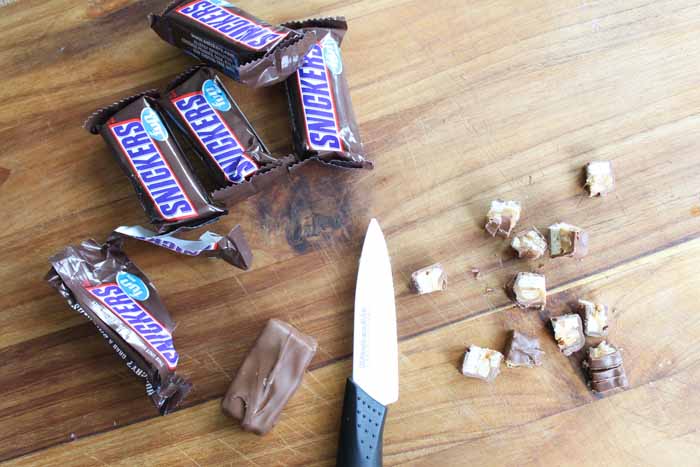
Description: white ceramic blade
xmin=353 ymin=219 xmax=398 ymax=406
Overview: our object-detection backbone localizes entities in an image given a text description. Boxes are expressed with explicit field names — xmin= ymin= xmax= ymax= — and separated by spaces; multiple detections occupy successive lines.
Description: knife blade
xmin=337 ymin=218 xmax=398 ymax=467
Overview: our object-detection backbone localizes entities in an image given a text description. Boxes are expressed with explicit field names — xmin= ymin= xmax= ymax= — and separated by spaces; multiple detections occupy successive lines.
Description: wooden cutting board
xmin=1 ymin=0 xmax=699 ymax=465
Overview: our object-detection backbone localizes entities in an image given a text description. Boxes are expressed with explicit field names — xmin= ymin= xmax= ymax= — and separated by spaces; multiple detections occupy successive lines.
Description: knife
xmin=337 ymin=219 xmax=398 ymax=467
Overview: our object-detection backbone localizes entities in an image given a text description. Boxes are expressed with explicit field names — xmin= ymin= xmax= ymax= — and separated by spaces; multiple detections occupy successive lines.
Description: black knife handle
xmin=337 ymin=378 xmax=388 ymax=467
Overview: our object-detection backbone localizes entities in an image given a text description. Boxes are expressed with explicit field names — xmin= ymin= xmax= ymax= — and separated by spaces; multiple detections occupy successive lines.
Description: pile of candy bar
xmin=46 ymin=2 xmax=369 ymax=422
xmin=409 ymin=160 xmax=627 ymax=394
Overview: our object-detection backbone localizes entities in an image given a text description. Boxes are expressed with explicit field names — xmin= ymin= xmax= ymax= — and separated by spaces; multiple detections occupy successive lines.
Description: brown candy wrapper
xmin=46 ymin=239 xmax=191 ymax=414
xmin=211 ymin=154 xmax=297 ymax=207
xmin=585 ymin=342 xmax=629 ymax=394
xmin=504 ymin=330 xmax=544 ymax=368
xmin=283 ymin=17 xmax=371 ymax=169
xmin=222 ymin=319 xmax=317 ymax=435
xmin=84 ymin=91 xmax=225 ymax=233
xmin=149 ymin=0 xmax=315 ymax=87
xmin=161 ymin=66 xmax=281 ymax=190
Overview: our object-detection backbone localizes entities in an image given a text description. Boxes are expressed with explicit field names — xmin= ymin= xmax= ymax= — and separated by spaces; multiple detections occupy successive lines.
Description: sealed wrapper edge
xmin=149 ymin=0 xmax=315 ymax=87
xmin=85 ymin=92 xmax=226 ymax=232
xmin=283 ymin=16 xmax=372 ymax=169
xmin=161 ymin=65 xmax=281 ymax=190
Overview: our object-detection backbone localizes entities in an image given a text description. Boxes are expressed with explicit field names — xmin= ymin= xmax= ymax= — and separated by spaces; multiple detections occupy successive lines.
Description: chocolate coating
xmin=585 ymin=342 xmax=628 ymax=394
xmin=588 ymin=349 xmax=624 ymax=371
xmin=591 ymin=375 xmax=629 ymax=394
xmin=589 ymin=365 xmax=626 ymax=382
xmin=504 ymin=330 xmax=544 ymax=368
xmin=222 ymin=319 xmax=317 ymax=435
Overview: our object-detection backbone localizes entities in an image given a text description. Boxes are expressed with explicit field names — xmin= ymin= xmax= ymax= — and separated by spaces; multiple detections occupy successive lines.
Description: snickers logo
xmin=176 ymin=0 xmax=286 ymax=51
xmin=87 ymin=283 xmax=179 ymax=369
xmin=295 ymin=41 xmax=343 ymax=152
xmin=172 ymin=89 xmax=257 ymax=184
xmin=109 ymin=117 xmax=198 ymax=221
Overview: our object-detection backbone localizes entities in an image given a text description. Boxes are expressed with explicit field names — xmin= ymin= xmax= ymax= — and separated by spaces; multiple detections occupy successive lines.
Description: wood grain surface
xmin=1 ymin=0 xmax=700 ymax=465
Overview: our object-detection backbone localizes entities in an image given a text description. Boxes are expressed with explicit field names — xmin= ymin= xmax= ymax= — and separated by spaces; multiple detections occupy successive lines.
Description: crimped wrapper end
xmin=83 ymin=89 xmax=159 ymax=134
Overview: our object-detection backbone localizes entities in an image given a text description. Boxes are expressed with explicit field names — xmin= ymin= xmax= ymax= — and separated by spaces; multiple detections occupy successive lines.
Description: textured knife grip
xmin=337 ymin=378 xmax=387 ymax=467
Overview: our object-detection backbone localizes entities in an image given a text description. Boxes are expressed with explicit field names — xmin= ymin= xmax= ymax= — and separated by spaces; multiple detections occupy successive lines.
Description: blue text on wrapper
xmin=172 ymin=84 xmax=258 ymax=184
xmin=109 ymin=118 xmax=198 ymax=220
xmin=295 ymin=40 xmax=343 ymax=152
xmin=87 ymin=283 xmax=179 ymax=369
xmin=175 ymin=0 xmax=286 ymax=51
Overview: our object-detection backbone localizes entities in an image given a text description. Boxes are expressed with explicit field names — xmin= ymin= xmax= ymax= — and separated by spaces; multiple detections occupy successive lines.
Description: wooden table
xmin=2 ymin=0 xmax=700 ymax=465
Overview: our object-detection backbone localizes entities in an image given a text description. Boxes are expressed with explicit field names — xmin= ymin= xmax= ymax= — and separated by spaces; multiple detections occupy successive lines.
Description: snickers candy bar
xmin=511 ymin=227 xmax=547 ymax=259
xmin=586 ymin=341 xmax=624 ymax=371
xmin=507 ymin=272 xmax=547 ymax=310
xmin=585 ymin=341 xmax=629 ymax=394
xmin=222 ymin=319 xmax=317 ymax=435
xmin=461 ymin=345 xmax=503 ymax=382
xmin=551 ymin=313 xmax=585 ymax=356
xmin=284 ymin=17 xmax=371 ymax=169
xmin=485 ymin=200 xmax=521 ymax=237
xmin=409 ymin=263 xmax=447 ymax=295
xmin=585 ymin=160 xmax=614 ymax=197
xmin=85 ymin=91 xmax=225 ymax=233
xmin=162 ymin=66 xmax=280 ymax=189
xmin=580 ymin=299 xmax=610 ymax=337
xmin=149 ymin=1 xmax=315 ymax=87
xmin=504 ymin=330 xmax=544 ymax=368
xmin=46 ymin=239 xmax=191 ymax=414
xmin=549 ymin=222 xmax=589 ymax=259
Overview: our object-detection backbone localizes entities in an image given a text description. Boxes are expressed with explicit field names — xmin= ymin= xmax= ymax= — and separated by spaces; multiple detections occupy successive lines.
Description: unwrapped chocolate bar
xmin=84 ymin=91 xmax=225 ymax=233
xmin=585 ymin=161 xmax=614 ymax=197
xmin=284 ymin=17 xmax=371 ymax=169
xmin=222 ymin=319 xmax=317 ymax=435
xmin=46 ymin=239 xmax=191 ymax=414
xmin=551 ymin=314 xmax=585 ymax=356
xmin=485 ymin=200 xmax=521 ymax=237
xmin=508 ymin=272 xmax=546 ymax=309
xmin=585 ymin=341 xmax=629 ymax=394
xmin=549 ymin=222 xmax=589 ymax=259
xmin=461 ymin=345 xmax=503 ymax=382
xmin=150 ymin=1 xmax=316 ymax=87
xmin=580 ymin=299 xmax=610 ymax=337
xmin=409 ymin=263 xmax=447 ymax=295
xmin=587 ymin=341 xmax=624 ymax=371
xmin=504 ymin=330 xmax=544 ymax=368
xmin=511 ymin=228 xmax=547 ymax=259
